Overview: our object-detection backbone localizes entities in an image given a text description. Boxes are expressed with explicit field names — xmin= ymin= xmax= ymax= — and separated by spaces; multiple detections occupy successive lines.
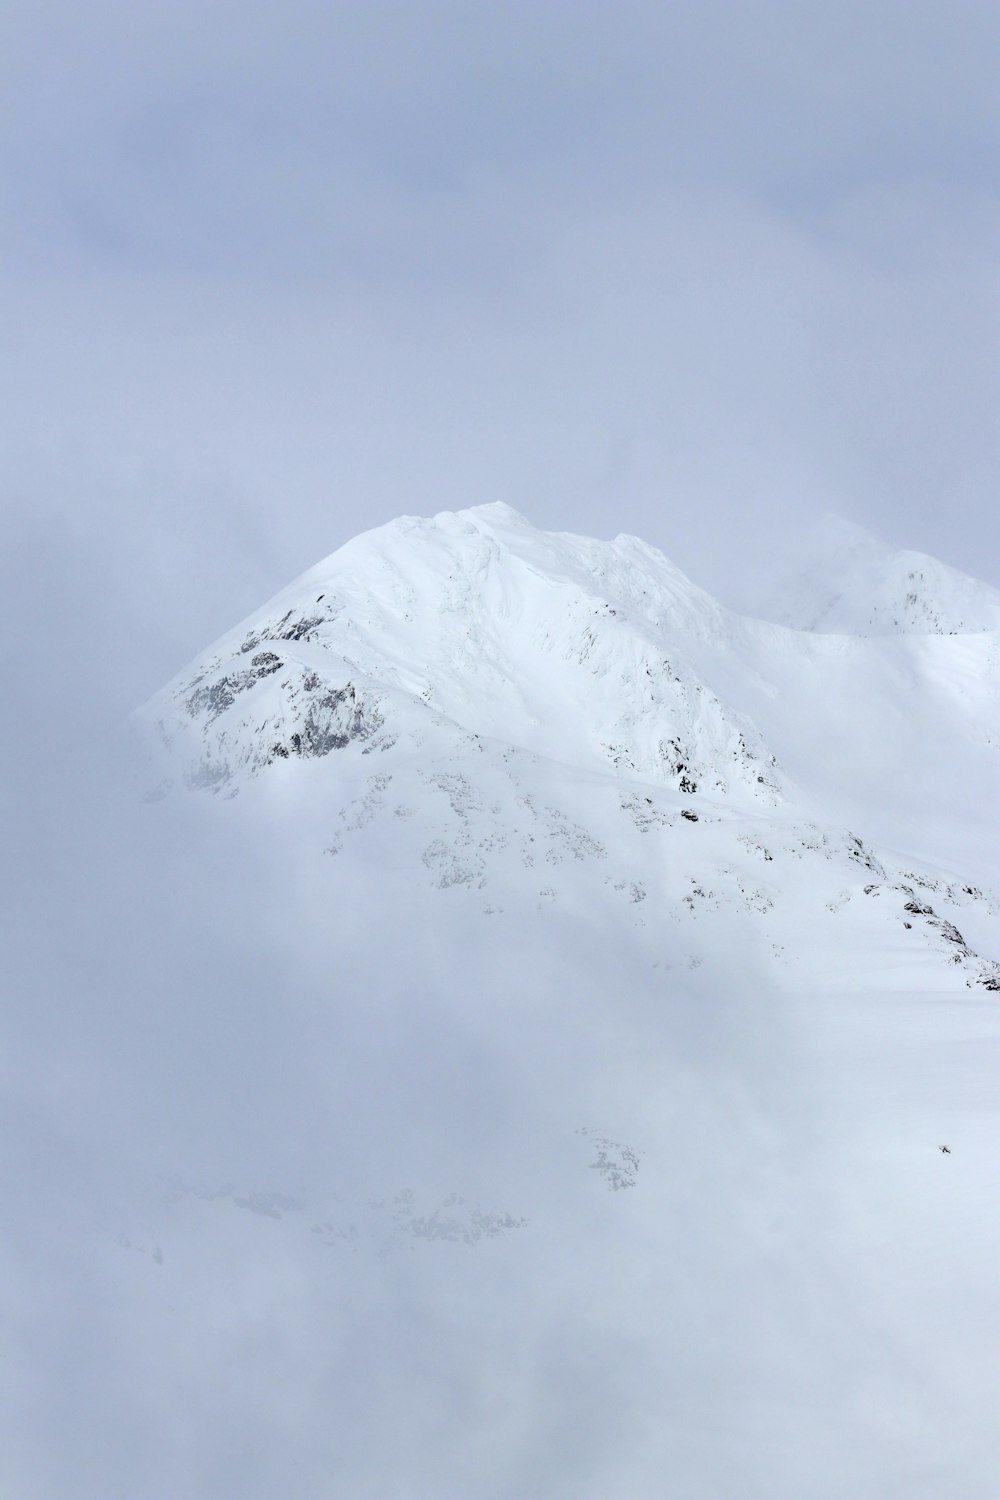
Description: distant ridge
xmin=756 ymin=515 xmax=1000 ymax=635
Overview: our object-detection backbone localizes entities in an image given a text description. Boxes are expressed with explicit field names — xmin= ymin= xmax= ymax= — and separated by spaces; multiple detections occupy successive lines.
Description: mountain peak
xmin=807 ymin=548 xmax=1000 ymax=635
xmin=138 ymin=505 xmax=1000 ymax=888
xmin=760 ymin=515 xmax=1000 ymax=635
xmin=140 ymin=507 xmax=776 ymax=804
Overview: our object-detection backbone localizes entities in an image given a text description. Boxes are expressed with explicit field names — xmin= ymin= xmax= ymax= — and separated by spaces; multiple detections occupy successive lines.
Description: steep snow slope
xmin=143 ymin=503 xmax=779 ymax=806
xmin=103 ymin=505 xmax=1000 ymax=1500
xmin=810 ymin=547 xmax=1000 ymax=635
xmin=760 ymin=515 xmax=1000 ymax=635
xmin=141 ymin=500 xmax=1000 ymax=888
xmin=137 ymin=503 xmax=1000 ymax=1004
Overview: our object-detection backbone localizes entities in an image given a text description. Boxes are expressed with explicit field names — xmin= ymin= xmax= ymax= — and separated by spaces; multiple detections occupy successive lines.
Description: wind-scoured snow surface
xmin=8 ymin=505 xmax=1000 ymax=1499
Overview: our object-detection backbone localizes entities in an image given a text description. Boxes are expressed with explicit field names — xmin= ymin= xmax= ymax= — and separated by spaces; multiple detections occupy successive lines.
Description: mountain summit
xmin=140 ymin=504 xmax=1000 ymax=997
xmin=143 ymin=503 xmax=779 ymax=804
xmin=125 ymin=505 xmax=1000 ymax=1497
xmin=142 ymin=505 xmax=1000 ymax=866
xmin=756 ymin=514 xmax=1000 ymax=635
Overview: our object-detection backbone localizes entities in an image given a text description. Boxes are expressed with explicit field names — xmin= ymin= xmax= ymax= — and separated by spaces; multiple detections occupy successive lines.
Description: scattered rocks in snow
xmin=576 ymin=1128 xmax=642 ymax=1191
xmin=737 ymin=834 xmax=774 ymax=862
xmin=845 ymin=834 xmax=886 ymax=877
xmin=894 ymin=892 xmax=1000 ymax=987
xmin=339 ymin=773 xmax=391 ymax=831
xmin=421 ymin=840 xmax=483 ymax=889
xmin=376 ymin=1190 xmax=528 ymax=1249
xmin=741 ymin=885 xmax=775 ymax=915
xmin=620 ymin=794 xmax=673 ymax=833
xmin=184 ymin=650 xmax=284 ymax=724
xmin=162 ymin=1173 xmax=527 ymax=1257
xmin=609 ymin=877 xmax=648 ymax=905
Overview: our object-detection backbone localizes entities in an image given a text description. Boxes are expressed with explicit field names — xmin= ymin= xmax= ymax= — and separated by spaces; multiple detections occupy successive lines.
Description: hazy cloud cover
xmin=4 ymin=5 xmax=1000 ymax=1496
xmin=4 ymin=0 xmax=1000 ymax=645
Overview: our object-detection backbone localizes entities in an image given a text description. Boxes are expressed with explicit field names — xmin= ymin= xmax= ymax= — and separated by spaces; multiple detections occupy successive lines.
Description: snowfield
xmin=9 ymin=506 xmax=1000 ymax=1499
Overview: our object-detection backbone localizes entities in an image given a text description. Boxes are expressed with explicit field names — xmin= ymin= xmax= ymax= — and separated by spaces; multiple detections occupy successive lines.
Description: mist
xmin=5 ymin=3 xmax=1000 ymax=1495
xmin=4 ymin=0 xmax=1000 ymax=644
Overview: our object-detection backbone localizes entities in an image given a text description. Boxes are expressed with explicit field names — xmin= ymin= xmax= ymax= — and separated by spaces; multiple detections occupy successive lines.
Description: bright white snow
xmin=10 ymin=505 xmax=1000 ymax=1499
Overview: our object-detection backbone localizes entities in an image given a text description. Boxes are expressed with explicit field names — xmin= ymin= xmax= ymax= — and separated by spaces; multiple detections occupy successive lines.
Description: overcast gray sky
xmin=4 ymin=0 xmax=1000 ymax=687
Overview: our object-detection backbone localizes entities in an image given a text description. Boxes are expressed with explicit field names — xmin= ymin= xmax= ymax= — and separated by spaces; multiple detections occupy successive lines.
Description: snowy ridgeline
xmin=137 ymin=502 xmax=1000 ymax=998
xmin=141 ymin=503 xmax=783 ymax=804
xmin=56 ymin=502 xmax=1000 ymax=1500
xmin=140 ymin=504 xmax=1000 ymax=811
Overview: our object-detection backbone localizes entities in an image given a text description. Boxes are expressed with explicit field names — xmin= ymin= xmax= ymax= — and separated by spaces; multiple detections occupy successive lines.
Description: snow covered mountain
xmin=142 ymin=502 xmax=776 ymax=803
xmin=140 ymin=501 xmax=1000 ymax=997
xmin=761 ymin=514 xmax=1000 ymax=635
xmin=122 ymin=505 xmax=1000 ymax=1499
